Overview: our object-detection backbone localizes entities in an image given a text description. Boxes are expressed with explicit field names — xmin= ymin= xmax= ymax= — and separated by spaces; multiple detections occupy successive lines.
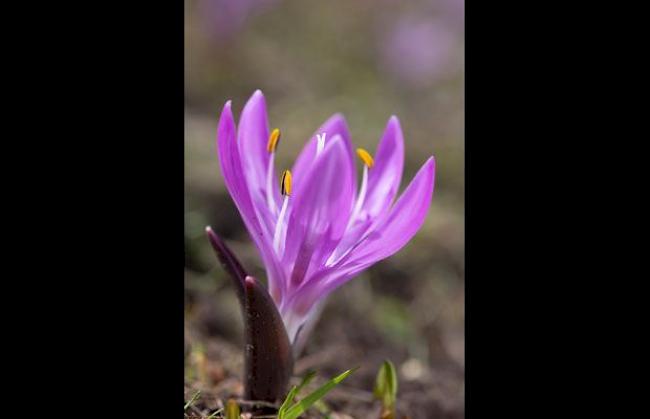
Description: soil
xmin=184 ymin=276 xmax=464 ymax=419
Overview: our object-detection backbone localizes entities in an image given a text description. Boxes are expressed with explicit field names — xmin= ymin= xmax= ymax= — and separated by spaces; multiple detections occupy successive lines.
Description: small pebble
xmin=401 ymin=358 xmax=426 ymax=381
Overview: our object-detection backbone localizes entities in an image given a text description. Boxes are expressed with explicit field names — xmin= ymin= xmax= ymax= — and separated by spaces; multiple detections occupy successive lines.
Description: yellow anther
xmin=356 ymin=148 xmax=374 ymax=168
xmin=281 ymin=170 xmax=292 ymax=196
xmin=267 ymin=128 xmax=281 ymax=153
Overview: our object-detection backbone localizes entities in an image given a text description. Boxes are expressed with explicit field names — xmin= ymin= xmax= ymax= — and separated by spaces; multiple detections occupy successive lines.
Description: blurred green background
xmin=185 ymin=0 xmax=463 ymax=417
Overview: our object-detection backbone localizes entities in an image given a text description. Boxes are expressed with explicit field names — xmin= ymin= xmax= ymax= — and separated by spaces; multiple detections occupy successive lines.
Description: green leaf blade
xmin=282 ymin=368 xmax=357 ymax=419
xmin=184 ymin=390 xmax=201 ymax=411
xmin=278 ymin=385 xmax=299 ymax=418
xmin=296 ymin=370 xmax=317 ymax=393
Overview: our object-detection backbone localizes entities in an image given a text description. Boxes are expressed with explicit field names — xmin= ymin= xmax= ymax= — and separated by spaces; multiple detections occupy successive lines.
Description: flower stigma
xmin=316 ymin=133 xmax=327 ymax=155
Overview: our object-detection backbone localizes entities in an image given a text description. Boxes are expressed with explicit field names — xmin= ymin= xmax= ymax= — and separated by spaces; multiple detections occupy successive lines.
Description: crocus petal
xmin=342 ymin=156 xmax=435 ymax=269
xmin=291 ymin=156 xmax=435 ymax=309
xmin=363 ymin=116 xmax=405 ymax=220
xmin=326 ymin=216 xmax=373 ymax=265
xmin=217 ymin=102 xmax=253 ymax=224
xmin=291 ymin=113 xmax=356 ymax=197
xmin=237 ymin=90 xmax=269 ymax=190
xmin=237 ymin=90 xmax=282 ymax=212
xmin=281 ymin=135 xmax=355 ymax=294
xmin=285 ymin=297 xmax=326 ymax=351
xmin=217 ymin=101 xmax=287 ymax=302
xmin=329 ymin=116 xmax=406 ymax=261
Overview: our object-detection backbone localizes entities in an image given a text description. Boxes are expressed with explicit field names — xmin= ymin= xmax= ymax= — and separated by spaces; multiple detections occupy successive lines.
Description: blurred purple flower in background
xmin=214 ymin=90 xmax=435 ymax=351
xmin=197 ymin=0 xmax=280 ymax=41
xmin=380 ymin=17 xmax=458 ymax=87
xmin=440 ymin=0 xmax=464 ymax=29
xmin=377 ymin=0 xmax=463 ymax=87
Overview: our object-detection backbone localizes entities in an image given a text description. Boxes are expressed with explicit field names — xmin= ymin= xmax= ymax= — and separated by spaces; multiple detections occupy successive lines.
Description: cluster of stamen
xmin=266 ymin=128 xmax=375 ymax=262
xmin=268 ymin=128 xmax=292 ymax=255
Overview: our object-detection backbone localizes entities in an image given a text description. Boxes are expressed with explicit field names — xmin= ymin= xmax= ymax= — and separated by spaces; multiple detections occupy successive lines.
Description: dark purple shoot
xmin=206 ymin=227 xmax=293 ymax=404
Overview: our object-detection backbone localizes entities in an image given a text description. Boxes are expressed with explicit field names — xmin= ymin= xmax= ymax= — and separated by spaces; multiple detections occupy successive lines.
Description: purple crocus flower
xmin=213 ymin=90 xmax=435 ymax=350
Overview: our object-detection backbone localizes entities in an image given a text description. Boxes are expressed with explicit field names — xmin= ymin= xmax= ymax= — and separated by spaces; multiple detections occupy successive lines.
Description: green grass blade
xmin=206 ymin=407 xmax=223 ymax=418
xmin=278 ymin=370 xmax=318 ymax=418
xmin=183 ymin=390 xmax=201 ymax=411
xmin=282 ymin=368 xmax=357 ymax=419
xmin=313 ymin=399 xmax=332 ymax=419
xmin=296 ymin=370 xmax=317 ymax=393
xmin=278 ymin=385 xmax=299 ymax=418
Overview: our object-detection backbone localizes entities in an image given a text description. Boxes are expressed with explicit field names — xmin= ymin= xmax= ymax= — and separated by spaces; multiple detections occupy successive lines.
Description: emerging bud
xmin=374 ymin=360 xmax=398 ymax=419
xmin=206 ymin=228 xmax=294 ymax=405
